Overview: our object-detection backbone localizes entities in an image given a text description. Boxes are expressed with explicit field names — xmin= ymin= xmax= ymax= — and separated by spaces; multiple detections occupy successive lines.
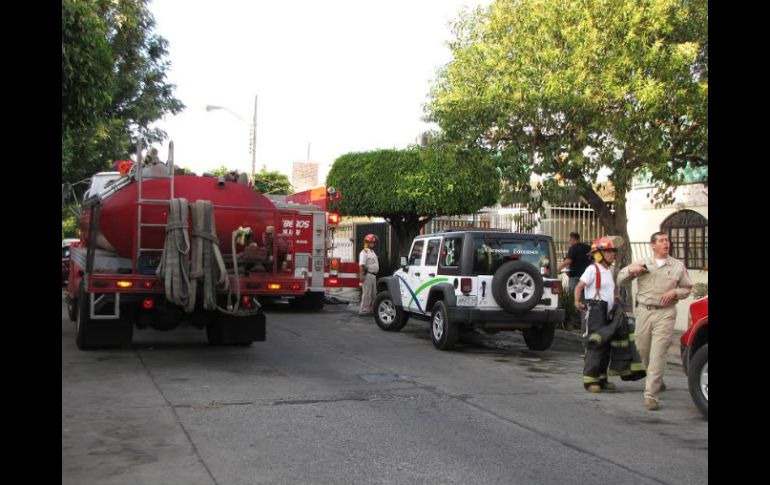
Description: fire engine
xmin=64 ymin=142 xmax=354 ymax=350
xmin=279 ymin=186 xmax=362 ymax=294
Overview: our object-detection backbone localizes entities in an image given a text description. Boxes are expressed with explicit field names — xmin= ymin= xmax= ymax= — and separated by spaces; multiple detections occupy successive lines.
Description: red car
xmin=680 ymin=295 xmax=708 ymax=418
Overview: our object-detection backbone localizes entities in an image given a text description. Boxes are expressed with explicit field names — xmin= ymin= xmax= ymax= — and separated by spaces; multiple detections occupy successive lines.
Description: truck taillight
xmin=328 ymin=212 xmax=340 ymax=225
xmin=142 ymin=299 xmax=154 ymax=309
xmin=116 ymin=281 xmax=133 ymax=288
xmin=329 ymin=278 xmax=339 ymax=286
xmin=241 ymin=296 xmax=253 ymax=309
xmin=461 ymin=278 xmax=472 ymax=294
xmin=267 ymin=283 xmax=281 ymax=290
xmin=291 ymin=284 xmax=302 ymax=290
xmin=550 ymin=281 xmax=562 ymax=294
xmin=142 ymin=281 xmax=156 ymax=289
xmin=330 ymin=258 xmax=340 ymax=272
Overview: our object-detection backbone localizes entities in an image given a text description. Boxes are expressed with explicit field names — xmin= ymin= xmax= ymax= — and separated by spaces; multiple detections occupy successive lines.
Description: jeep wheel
xmin=688 ymin=344 xmax=708 ymax=419
xmin=522 ymin=323 xmax=555 ymax=351
xmin=492 ymin=260 xmax=544 ymax=314
xmin=430 ymin=300 xmax=458 ymax=350
xmin=374 ymin=291 xmax=409 ymax=332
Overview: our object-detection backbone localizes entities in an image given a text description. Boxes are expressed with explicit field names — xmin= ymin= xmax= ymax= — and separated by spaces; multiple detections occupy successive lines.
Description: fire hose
xmin=156 ymin=198 xmax=192 ymax=308
xmin=188 ymin=200 xmax=228 ymax=313
xmin=158 ymin=199 xmax=260 ymax=316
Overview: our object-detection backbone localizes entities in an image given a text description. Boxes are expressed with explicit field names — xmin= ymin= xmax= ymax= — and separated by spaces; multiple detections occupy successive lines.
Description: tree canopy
xmin=326 ymin=146 xmax=500 ymax=261
xmin=207 ymin=166 xmax=293 ymax=195
xmin=427 ymin=0 xmax=707 ymax=264
xmin=62 ymin=0 xmax=184 ymax=186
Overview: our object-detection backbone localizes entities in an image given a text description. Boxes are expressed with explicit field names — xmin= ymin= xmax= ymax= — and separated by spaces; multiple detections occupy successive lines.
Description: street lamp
xmin=204 ymin=94 xmax=258 ymax=175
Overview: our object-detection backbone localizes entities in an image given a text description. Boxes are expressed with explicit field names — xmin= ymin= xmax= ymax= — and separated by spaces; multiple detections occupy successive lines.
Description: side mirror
xmin=400 ymin=256 xmax=408 ymax=270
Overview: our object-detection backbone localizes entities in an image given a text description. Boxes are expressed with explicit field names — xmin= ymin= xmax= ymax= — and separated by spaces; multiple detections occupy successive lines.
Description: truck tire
xmin=430 ymin=300 xmax=458 ymax=350
xmin=67 ymin=296 xmax=77 ymax=322
xmin=373 ymin=291 xmax=409 ymax=332
xmin=289 ymin=292 xmax=325 ymax=311
xmin=688 ymin=343 xmax=708 ymax=419
xmin=522 ymin=323 xmax=555 ymax=351
xmin=207 ymin=311 xmax=265 ymax=345
xmin=206 ymin=319 xmax=225 ymax=345
xmin=75 ymin=282 xmax=133 ymax=350
xmin=492 ymin=260 xmax=544 ymax=314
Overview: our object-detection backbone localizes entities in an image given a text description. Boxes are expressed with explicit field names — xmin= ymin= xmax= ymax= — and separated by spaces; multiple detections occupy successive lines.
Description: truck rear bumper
xmin=446 ymin=307 xmax=565 ymax=330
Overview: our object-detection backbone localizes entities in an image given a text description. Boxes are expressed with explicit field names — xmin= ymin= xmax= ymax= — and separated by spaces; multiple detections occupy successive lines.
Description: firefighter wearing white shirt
xmin=574 ymin=237 xmax=619 ymax=393
xmin=358 ymin=234 xmax=380 ymax=316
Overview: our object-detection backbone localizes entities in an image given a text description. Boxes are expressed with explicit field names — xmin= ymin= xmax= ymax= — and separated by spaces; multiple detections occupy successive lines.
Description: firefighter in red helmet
xmin=574 ymin=236 xmax=619 ymax=393
xmin=358 ymin=234 xmax=380 ymax=316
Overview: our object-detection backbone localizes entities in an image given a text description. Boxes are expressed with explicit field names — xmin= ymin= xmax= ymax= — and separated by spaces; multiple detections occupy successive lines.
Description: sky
xmin=148 ymin=0 xmax=493 ymax=184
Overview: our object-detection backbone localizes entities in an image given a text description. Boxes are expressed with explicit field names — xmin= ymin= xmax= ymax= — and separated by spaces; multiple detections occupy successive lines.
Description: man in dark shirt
xmin=558 ymin=232 xmax=592 ymax=301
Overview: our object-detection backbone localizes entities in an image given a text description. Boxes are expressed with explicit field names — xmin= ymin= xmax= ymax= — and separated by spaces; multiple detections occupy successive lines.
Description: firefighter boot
xmin=645 ymin=398 xmax=659 ymax=411
xmin=602 ymin=381 xmax=617 ymax=391
xmin=587 ymin=384 xmax=602 ymax=393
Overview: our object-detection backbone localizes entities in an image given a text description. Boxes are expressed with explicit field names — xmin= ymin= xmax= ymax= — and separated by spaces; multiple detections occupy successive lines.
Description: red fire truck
xmin=65 ymin=142 xmax=353 ymax=350
xmin=280 ymin=186 xmax=362 ymax=292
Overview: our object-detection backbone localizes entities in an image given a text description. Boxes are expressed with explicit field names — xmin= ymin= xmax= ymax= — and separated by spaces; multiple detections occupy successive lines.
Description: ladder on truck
xmin=134 ymin=139 xmax=176 ymax=274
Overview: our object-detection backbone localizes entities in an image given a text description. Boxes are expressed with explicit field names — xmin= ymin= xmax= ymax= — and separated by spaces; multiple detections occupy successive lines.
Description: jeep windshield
xmin=472 ymin=236 xmax=555 ymax=277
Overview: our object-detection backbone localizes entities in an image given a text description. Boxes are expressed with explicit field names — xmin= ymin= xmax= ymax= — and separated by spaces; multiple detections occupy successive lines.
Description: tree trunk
xmin=386 ymin=214 xmax=434 ymax=271
xmin=386 ymin=215 xmax=422 ymax=271
xmin=580 ymin=185 xmax=633 ymax=310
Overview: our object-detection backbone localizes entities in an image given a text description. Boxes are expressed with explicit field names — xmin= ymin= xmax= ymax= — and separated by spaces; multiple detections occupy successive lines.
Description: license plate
xmin=457 ymin=295 xmax=477 ymax=307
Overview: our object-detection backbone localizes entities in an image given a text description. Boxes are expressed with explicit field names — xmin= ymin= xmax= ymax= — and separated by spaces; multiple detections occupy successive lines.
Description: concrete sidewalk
xmin=325 ymin=287 xmax=683 ymax=367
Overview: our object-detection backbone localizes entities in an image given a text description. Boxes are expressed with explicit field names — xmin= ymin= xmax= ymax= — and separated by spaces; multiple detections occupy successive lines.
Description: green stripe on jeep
xmin=408 ymin=278 xmax=449 ymax=307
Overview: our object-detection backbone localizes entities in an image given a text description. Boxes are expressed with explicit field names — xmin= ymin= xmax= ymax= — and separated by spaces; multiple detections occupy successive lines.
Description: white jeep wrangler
xmin=374 ymin=230 xmax=565 ymax=350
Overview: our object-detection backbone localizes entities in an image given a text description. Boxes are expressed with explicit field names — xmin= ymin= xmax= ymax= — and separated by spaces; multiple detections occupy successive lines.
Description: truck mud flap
xmin=213 ymin=312 xmax=266 ymax=344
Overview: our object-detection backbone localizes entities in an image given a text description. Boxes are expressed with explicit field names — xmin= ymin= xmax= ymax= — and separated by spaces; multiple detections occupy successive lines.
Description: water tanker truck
xmin=65 ymin=142 xmax=335 ymax=349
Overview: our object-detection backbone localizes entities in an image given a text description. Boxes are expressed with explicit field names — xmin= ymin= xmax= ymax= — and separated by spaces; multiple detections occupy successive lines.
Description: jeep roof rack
xmin=437 ymin=227 xmax=510 ymax=233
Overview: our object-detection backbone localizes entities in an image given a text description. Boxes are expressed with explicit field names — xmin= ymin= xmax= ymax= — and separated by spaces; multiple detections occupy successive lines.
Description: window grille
xmin=661 ymin=210 xmax=708 ymax=270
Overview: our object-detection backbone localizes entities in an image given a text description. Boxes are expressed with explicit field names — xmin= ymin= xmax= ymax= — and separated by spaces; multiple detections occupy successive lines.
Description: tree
xmin=205 ymin=166 xmax=293 ymax=195
xmin=326 ymin=146 xmax=500 ymax=264
xmin=62 ymin=0 xmax=184 ymax=186
xmin=427 ymin=0 xmax=707 ymax=268
xmin=252 ymin=169 xmax=293 ymax=195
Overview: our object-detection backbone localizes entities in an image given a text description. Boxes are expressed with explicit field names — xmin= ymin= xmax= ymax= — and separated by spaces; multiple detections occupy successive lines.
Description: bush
xmin=559 ymin=287 xmax=581 ymax=331
xmin=692 ymin=282 xmax=708 ymax=299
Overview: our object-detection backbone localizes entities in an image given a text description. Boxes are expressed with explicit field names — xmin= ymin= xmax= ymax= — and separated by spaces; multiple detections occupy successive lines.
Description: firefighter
xmin=574 ymin=236 xmax=619 ymax=393
xmin=358 ymin=234 xmax=380 ymax=316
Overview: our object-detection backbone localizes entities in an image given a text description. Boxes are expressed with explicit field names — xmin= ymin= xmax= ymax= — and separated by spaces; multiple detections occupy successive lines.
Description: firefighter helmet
xmin=588 ymin=236 xmax=616 ymax=254
xmin=364 ymin=234 xmax=378 ymax=244
xmin=588 ymin=236 xmax=621 ymax=263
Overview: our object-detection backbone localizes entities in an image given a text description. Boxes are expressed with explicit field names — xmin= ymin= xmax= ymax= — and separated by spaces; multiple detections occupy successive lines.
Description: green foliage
xmin=326 ymin=146 xmax=499 ymax=259
xmin=205 ymin=166 xmax=293 ymax=195
xmin=559 ymin=290 xmax=581 ymax=331
xmin=427 ymin=0 xmax=707 ymax=265
xmin=62 ymin=0 xmax=184 ymax=186
xmin=692 ymin=282 xmax=708 ymax=299
xmin=208 ymin=165 xmax=231 ymax=177
xmin=62 ymin=206 xmax=80 ymax=239
xmin=253 ymin=169 xmax=293 ymax=195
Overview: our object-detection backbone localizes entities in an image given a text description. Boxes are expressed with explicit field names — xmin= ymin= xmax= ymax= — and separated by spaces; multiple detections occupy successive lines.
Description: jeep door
xmin=401 ymin=238 xmax=443 ymax=314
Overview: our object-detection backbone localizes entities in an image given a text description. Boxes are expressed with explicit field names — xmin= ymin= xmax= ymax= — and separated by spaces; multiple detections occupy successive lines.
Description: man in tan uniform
xmin=358 ymin=234 xmax=380 ymax=316
xmin=617 ymin=232 xmax=692 ymax=411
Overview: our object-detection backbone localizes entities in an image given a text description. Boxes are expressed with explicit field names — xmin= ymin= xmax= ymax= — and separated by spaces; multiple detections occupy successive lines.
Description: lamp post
xmin=204 ymin=94 xmax=258 ymax=174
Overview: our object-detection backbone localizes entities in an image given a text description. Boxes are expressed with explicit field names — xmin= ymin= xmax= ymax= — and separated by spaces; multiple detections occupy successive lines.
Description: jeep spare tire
xmin=491 ymin=260 xmax=544 ymax=314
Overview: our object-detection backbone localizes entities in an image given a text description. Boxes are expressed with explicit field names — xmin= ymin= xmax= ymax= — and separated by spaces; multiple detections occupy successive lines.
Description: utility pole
xmin=250 ymin=94 xmax=258 ymax=175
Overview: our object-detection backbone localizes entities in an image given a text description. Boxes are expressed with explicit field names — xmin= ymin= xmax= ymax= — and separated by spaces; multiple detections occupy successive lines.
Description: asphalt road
xmin=62 ymin=297 xmax=707 ymax=485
